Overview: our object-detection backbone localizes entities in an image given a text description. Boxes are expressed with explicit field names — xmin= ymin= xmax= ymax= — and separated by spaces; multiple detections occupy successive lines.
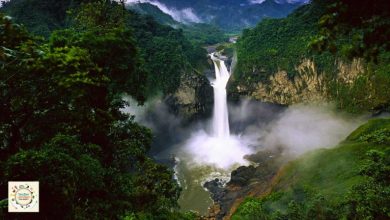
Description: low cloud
xmin=125 ymin=0 xmax=202 ymax=23
xmin=123 ymin=95 xmax=365 ymax=167
xmin=228 ymin=100 xmax=364 ymax=158
xmin=248 ymin=0 xmax=267 ymax=4
xmin=260 ymin=104 xmax=363 ymax=157
xmin=274 ymin=0 xmax=311 ymax=4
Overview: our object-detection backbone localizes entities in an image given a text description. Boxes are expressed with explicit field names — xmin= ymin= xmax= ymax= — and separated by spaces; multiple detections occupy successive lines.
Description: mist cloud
xmin=248 ymin=0 xmax=267 ymax=4
xmin=260 ymin=104 xmax=363 ymax=157
xmin=125 ymin=0 xmax=202 ymax=23
xmin=123 ymin=96 xmax=365 ymax=167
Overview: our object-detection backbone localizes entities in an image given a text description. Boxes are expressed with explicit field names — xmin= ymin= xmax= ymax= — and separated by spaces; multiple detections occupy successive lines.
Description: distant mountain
xmin=126 ymin=0 xmax=307 ymax=32
xmin=129 ymin=2 xmax=179 ymax=26
xmin=127 ymin=3 xmax=227 ymax=45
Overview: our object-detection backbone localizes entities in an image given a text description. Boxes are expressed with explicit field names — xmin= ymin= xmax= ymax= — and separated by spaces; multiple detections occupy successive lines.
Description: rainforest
xmin=0 ymin=0 xmax=389 ymax=219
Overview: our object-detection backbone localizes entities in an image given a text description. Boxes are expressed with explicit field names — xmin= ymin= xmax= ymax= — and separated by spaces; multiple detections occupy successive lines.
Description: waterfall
xmin=210 ymin=53 xmax=231 ymax=138
xmin=182 ymin=53 xmax=252 ymax=169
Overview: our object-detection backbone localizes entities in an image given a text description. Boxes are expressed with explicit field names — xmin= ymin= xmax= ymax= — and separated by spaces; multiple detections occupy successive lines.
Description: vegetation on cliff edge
xmin=234 ymin=0 xmax=390 ymax=113
xmin=0 ymin=1 xmax=198 ymax=219
xmin=232 ymin=118 xmax=390 ymax=220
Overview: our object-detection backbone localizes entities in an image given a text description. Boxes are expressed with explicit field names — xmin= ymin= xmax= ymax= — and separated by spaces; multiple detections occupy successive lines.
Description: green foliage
xmin=1 ymin=0 xmax=208 ymax=98
xmin=71 ymin=0 xmax=128 ymax=30
xmin=0 ymin=1 xmax=208 ymax=218
xmin=358 ymin=128 xmax=390 ymax=145
xmin=327 ymin=73 xmax=378 ymax=113
xmin=3 ymin=136 xmax=104 ymax=219
xmin=128 ymin=2 xmax=227 ymax=45
xmin=157 ymin=0 xmax=302 ymax=33
xmin=235 ymin=2 xmax=335 ymax=90
xmin=347 ymin=118 xmax=390 ymax=142
xmin=233 ymin=197 xmax=267 ymax=220
xmin=182 ymin=23 xmax=227 ymax=45
xmin=122 ymin=210 xmax=198 ymax=220
xmin=50 ymin=27 xmax=147 ymax=101
xmin=232 ymin=119 xmax=390 ymax=220
xmin=128 ymin=2 xmax=178 ymax=26
xmin=235 ymin=0 xmax=390 ymax=113
xmin=311 ymin=0 xmax=390 ymax=63
xmin=0 ymin=0 xmax=84 ymax=37
xmin=128 ymin=2 xmax=226 ymax=46
xmin=327 ymin=51 xmax=390 ymax=113
xmin=308 ymin=0 xmax=390 ymax=112
xmin=233 ymin=193 xmax=339 ymax=220
xmin=125 ymin=10 xmax=207 ymax=96
xmin=0 ymin=8 xmax=182 ymax=219
xmin=345 ymin=150 xmax=390 ymax=219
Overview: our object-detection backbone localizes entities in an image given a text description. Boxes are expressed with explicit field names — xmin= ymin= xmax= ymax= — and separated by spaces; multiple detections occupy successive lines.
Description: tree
xmin=345 ymin=150 xmax=390 ymax=219
xmin=1 ymin=11 xmax=181 ymax=219
xmin=311 ymin=0 xmax=390 ymax=62
xmin=2 ymin=135 xmax=104 ymax=219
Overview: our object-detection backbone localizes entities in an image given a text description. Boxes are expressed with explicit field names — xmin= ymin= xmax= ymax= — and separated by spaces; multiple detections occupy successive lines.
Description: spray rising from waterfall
xmin=182 ymin=52 xmax=253 ymax=169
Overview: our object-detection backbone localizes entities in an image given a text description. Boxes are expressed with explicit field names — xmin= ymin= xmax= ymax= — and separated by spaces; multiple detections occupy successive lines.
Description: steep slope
xmin=1 ymin=0 xmax=209 ymax=99
xmin=0 ymin=0 xmax=80 ymax=36
xmin=232 ymin=118 xmax=390 ymax=219
xmin=127 ymin=2 xmax=227 ymax=45
xmin=234 ymin=0 xmax=390 ymax=113
xmin=126 ymin=0 xmax=306 ymax=32
xmin=128 ymin=2 xmax=178 ymax=26
xmin=0 ymin=4 xmax=187 ymax=218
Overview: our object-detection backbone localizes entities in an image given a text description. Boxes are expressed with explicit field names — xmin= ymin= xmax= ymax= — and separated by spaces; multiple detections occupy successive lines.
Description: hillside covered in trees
xmin=232 ymin=118 xmax=390 ymax=220
xmin=127 ymin=2 xmax=227 ymax=46
xmin=1 ymin=0 xmax=389 ymax=219
xmin=230 ymin=0 xmax=390 ymax=218
xmin=234 ymin=0 xmax=390 ymax=113
xmin=127 ymin=0 xmax=306 ymax=32
xmin=0 ymin=0 xmax=209 ymax=97
xmin=0 ymin=0 xmax=205 ymax=219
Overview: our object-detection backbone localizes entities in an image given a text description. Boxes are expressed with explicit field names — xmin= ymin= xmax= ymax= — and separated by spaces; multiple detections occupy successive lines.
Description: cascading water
xmin=180 ymin=52 xmax=252 ymax=169
xmin=210 ymin=53 xmax=231 ymax=138
xmin=177 ymin=51 xmax=254 ymax=214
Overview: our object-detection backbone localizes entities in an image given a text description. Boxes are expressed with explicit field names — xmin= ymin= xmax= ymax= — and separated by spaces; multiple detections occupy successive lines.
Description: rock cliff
xmin=241 ymin=58 xmax=365 ymax=105
xmin=165 ymin=69 xmax=213 ymax=122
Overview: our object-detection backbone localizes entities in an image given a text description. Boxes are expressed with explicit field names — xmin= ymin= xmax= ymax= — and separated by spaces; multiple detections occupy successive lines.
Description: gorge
xmin=0 ymin=0 xmax=389 ymax=219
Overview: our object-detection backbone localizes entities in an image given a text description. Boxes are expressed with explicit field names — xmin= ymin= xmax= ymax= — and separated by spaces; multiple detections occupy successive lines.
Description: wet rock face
xmin=251 ymin=59 xmax=328 ymax=104
xmin=236 ymin=58 xmax=365 ymax=105
xmin=204 ymin=179 xmax=227 ymax=202
xmin=229 ymin=166 xmax=257 ymax=186
xmin=204 ymin=149 xmax=285 ymax=220
xmin=165 ymin=69 xmax=213 ymax=123
xmin=165 ymin=48 xmax=236 ymax=123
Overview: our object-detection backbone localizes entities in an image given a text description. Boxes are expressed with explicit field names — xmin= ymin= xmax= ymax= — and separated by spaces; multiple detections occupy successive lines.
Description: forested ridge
xmin=232 ymin=118 xmax=390 ymax=220
xmin=0 ymin=0 xmax=201 ymax=219
xmin=234 ymin=0 xmax=390 ymax=113
xmin=0 ymin=0 xmax=209 ymax=96
xmin=130 ymin=0 xmax=305 ymax=33
xmin=128 ymin=2 xmax=227 ymax=46
xmin=1 ymin=0 xmax=389 ymax=219
xmin=232 ymin=0 xmax=390 ymax=218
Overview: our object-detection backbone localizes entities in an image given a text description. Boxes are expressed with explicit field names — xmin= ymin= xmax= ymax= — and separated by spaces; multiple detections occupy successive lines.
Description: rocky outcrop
xmin=337 ymin=58 xmax=364 ymax=84
xmin=244 ymin=58 xmax=364 ymax=105
xmin=165 ymin=49 xmax=236 ymax=122
xmin=165 ymin=69 xmax=213 ymax=122
xmin=204 ymin=149 xmax=285 ymax=220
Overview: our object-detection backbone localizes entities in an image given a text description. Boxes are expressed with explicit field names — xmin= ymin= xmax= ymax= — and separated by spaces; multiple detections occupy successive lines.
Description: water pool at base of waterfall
xmin=174 ymin=52 xmax=253 ymax=214
xmin=175 ymin=158 xmax=238 ymax=215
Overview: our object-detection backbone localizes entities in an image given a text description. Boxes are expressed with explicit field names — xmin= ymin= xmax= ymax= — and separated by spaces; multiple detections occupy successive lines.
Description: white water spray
xmin=177 ymin=52 xmax=252 ymax=213
xmin=182 ymin=53 xmax=253 ymax=169
xmin=210 ymin=53 xmax=231 ymax=138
